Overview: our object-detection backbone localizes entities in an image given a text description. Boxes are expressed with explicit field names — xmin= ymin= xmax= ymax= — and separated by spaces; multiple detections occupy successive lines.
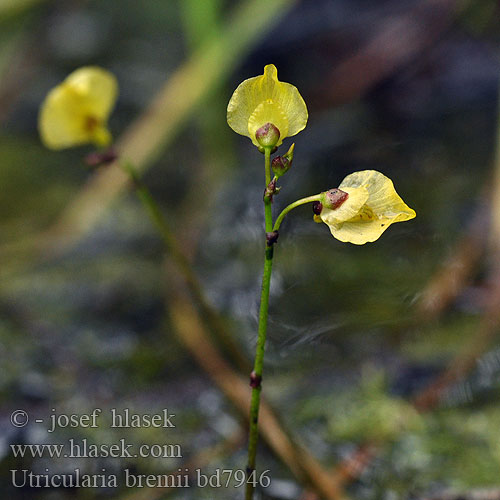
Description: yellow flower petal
xmin=64 ymin=66 xmax=118 ymax=122
xmin=227 ymin=64 xmax=308 ymax=147
xmin=248 ymin=99 xmax=289 ymax=145
xmin=39 ymin=66 xmax=118 ymax=150
xmin=320 ymin=170 xmax=416 ymax=245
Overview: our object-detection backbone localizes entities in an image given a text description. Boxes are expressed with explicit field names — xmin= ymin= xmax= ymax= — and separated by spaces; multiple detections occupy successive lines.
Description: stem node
xmin=263 ymin=177 xmax=279 ymax=202
xmin=249 ymin=371 xmax=262 ymax=389
xmin=266 ymin=230 xmax=279 ymax=246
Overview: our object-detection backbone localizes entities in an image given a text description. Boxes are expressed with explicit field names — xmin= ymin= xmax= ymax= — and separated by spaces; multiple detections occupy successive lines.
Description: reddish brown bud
xmin=312 ymin=201 xmax=323 ymax=215
xmin=84 ymin=148 xmax=118 ymax=167
xmin=255 ymin=122 xmax=280 ymax=148
xmin=272 ymin=143 xmax=294 ymax=177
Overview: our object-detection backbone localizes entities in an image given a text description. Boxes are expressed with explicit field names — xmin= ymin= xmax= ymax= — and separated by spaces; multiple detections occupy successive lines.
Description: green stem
xmin=245 ymin=147 xmax=274 ymax=500
xmin=264 ymin=148 xmax=273 ymax=233
xmin=119 ymin=160 xmax=250 ymax=372
xmin=273 ymin=194 xmax=322 ymax=232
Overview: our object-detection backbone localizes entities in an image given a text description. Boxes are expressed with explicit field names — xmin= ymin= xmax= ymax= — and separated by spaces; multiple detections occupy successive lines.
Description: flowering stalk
xmin=246 ymin=146 xmax=275 ymax=500
xmin=273 ymin=194 xmax=322 ymax=232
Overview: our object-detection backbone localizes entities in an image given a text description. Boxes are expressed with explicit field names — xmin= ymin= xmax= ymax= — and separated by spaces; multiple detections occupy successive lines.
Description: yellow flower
xmin=227 ymin=64 xmax=308 ymax=148
xmin=39 ymin=66 xmax=118 ymax=150
xmin=316 ymin=170 xmax=416 ymax=245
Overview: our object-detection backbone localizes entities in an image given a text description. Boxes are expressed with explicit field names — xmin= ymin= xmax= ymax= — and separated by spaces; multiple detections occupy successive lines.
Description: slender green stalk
xmin=245 ymin=153 xmax=323 ymax=499
xmin=273 ymin=194 xmax=322 ymax=232
xmin=119 ymin=160 xmax=250 ymax=372
xmin=264 ymin=149 xmax=273 ymax=232
xmin=245 ymin=148 xmax=274 ymax=500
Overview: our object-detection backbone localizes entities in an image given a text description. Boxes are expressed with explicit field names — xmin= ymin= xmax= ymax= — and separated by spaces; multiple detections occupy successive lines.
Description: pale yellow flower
xmin=39 ymin=66 xmax=118 ymax=150
xmin=316 ymin=170 xmax=416 ymax=245
xmin=227 ymin=64 xmax=308 ymax=148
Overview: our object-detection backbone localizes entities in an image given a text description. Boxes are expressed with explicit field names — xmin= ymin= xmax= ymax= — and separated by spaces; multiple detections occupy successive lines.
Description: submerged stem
xmin=119 ymin=160 xmax=250 ymax=372
xmin=246 ymin=147 xmax=274 ymax=500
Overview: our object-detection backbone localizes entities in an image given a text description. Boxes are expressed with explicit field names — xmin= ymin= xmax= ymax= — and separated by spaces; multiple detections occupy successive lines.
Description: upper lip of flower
xmin=226 ymin=64 xmax=308 ymax=147
xmin=38 ymin=66 xmax=118 ymax=150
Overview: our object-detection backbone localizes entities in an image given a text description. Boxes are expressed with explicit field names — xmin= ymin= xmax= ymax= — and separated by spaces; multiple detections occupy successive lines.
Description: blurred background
xmin=1 ymin=0 xmax=500 ymax=499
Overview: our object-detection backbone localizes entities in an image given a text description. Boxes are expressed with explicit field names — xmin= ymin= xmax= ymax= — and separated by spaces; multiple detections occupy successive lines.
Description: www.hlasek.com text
xmin=11 ymin=438 xmax=182 ymax=459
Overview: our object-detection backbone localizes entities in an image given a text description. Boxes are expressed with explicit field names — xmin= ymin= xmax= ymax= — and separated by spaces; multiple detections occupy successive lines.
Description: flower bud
xmin=320 ymin=188 xmax=349 ymax=210
xmin=272 ymin=143 xmax=294 ymax=177
xmin=312 ymin=201 xmax=323 ymax=223
xmin=255 ymin=122 xmax=280 ymax=148
xmin=312 ymin=201 xmax=322 ymax=215
xmin=84 ymin=148 xmax=118 ymax=167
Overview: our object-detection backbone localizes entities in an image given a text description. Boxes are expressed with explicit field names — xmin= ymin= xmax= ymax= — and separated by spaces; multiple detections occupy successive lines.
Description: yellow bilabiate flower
xmin=39 ymin=66 xmax=118 ymax=150
xmin=316 ymin=170 xmax=416 ymax=245
xmin=227 ymin=64 xmax=308 ymax=148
